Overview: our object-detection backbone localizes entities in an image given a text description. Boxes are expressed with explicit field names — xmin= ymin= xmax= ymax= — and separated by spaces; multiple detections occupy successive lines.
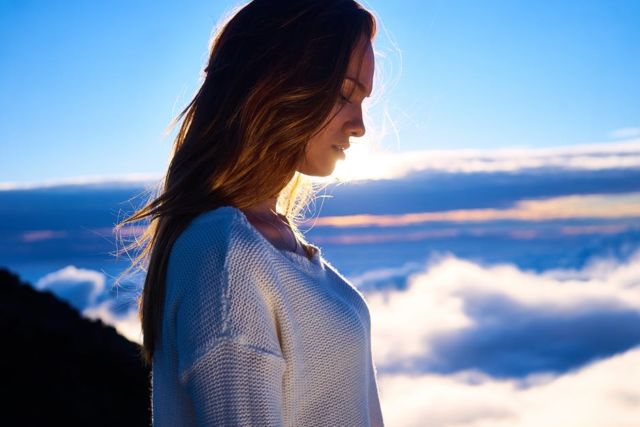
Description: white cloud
xmin=327 ymin=136 xmax=640 ymax=181
xmin=34 ymin=265 xmax=143 ymax=344
xmin=35 ymin=265 xmax=106 ymax=310
xmin=0 ymin=172 xmax=162 ymax=191
xmin=377 ymin=138 xmax=640 ymax=179
xmin=609 ymin=127 xmax=640 ymax=139
xmin=376 ymin=346 xmax=640 ymax=427
xmin=83 ymin=301 xmax=142 ymax=345
xmin=361 ymin=250 xmax=640 ymax=426
xmin=365 ymin=250 xmax=640 ymax=367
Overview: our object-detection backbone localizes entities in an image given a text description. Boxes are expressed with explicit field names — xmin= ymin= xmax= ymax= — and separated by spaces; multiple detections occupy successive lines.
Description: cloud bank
xmin=361 ymin=249 xmax=640 ymax=426
xmin=377 ymin=346 xmax=640 ymax=427
xmin=2 ymin=136 xmax=639 ymax=190
xmin=35 ymin=266 xmax=106 ymax=310
xmin=365 ymin=250 xmax=640 ymax=372
xmin=309 ymin=192 xmax=640 ymax=228
xmin=28 ymin=247 xmax=640 ymax=426
xmin=332 ymin=137 xmax=640 ymax=181
xmin=34 ymin=265 xmax=142 ymax=344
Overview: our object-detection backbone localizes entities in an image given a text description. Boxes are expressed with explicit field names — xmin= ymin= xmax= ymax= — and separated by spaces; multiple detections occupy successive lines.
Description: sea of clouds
xmin=32 ymin=246 xmax=640 ymax=427
xmin=365 ymin=249 xmax=640 ymax=426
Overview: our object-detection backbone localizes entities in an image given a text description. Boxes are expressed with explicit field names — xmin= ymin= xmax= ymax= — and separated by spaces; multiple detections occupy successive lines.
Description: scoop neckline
xmin=224 ymin=206 xmax=326 ymax=279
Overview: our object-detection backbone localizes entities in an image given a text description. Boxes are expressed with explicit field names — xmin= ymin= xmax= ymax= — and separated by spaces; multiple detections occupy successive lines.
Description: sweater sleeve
xmin=180 ymin=337 xmax=286 ymax=426
xmin=173 ymin=228 xmax=286 ymax=427
xmin=368 ymin=359 xmax=385 ymax=427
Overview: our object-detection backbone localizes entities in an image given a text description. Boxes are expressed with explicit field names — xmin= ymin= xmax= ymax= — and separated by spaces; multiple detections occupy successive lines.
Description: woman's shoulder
xmin=170 ymin=205 xmax=270 ymax=266
xmin=174 ymin=205 xmax=233 ymax=245
xmin=188 ymin=205 xmax=238 ymax=228
xmin=169 ymin=206 xmax=237 ymax=264
xmin=166 ymin=206 xmax=277 ymax=297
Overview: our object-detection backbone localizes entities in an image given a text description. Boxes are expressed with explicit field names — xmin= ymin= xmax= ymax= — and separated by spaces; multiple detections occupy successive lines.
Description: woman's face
xmin=298 ymin=37 xmax=375 ymax=177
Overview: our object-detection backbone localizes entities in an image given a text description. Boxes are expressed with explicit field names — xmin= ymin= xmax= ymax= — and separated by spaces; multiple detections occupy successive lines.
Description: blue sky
xmin=1 ymin=0 xmax=639 ymax=184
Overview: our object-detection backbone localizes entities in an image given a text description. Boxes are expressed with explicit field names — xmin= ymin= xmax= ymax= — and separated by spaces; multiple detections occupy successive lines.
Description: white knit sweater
xmin=151 ymin=206 xmax=385 ymax=426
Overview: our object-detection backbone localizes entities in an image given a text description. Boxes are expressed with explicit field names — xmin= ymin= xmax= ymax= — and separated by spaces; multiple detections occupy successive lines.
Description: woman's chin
xmin=297 ymin=164 xmax=336 ymax=178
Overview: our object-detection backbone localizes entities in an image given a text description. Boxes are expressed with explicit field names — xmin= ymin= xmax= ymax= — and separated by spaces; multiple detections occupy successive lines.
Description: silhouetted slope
xmin=0 ymin=267 xmax=151 ymax=426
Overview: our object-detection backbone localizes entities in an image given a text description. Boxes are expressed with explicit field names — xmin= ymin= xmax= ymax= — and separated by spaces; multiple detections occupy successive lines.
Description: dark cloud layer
xmin=419 ymin=294 xmax=640 ymax=378
xmin=317 ymin=168 xmax=640 ymax=216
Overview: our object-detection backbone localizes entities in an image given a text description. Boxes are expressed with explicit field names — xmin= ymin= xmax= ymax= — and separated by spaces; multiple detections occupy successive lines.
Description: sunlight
xmin=330 ymin=138 xmax=397 ymax=182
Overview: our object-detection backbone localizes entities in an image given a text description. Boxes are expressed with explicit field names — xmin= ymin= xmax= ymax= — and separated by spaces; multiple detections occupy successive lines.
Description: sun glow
xmin=329 ymin=139 xmax=396 ymax=182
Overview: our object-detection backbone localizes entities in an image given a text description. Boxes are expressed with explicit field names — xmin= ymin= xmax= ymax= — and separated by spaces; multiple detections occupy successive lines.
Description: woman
xmin=116 ymin=0 xmax=383 ymax=425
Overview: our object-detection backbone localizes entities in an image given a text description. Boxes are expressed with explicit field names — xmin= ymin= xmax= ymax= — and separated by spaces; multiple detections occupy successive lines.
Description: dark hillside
xmin=0 ymin=267 xmax=151 ymax=426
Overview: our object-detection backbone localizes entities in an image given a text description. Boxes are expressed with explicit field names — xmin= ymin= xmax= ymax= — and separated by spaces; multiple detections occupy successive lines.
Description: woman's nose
xmin=350 ymin=122 xmax=365 ymax=137
xmin=346 ymin=108 xmax=365 ymax=137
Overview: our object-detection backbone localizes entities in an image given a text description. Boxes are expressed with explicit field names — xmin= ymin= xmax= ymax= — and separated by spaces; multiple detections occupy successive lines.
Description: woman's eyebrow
xmin=345 ymin=77 xmax=372 ymax=97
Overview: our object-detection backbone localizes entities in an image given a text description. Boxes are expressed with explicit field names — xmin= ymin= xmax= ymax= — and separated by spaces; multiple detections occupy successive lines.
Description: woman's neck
xmin=245 ymin=198 xmax=279 ymax=216
xmin=242 ymin=198 xmax=314 ymax=260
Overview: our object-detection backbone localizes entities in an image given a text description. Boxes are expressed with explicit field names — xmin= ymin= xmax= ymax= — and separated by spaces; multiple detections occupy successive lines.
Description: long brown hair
xmin=114 ymin=0 xmax=376 ymax=366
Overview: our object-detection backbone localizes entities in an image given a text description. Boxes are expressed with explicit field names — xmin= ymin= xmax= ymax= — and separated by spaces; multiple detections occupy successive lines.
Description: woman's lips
xmin=332 ymin=143 xmax=350 ymax=151
xmin=332 ymin=144 xmax=347 ymax=159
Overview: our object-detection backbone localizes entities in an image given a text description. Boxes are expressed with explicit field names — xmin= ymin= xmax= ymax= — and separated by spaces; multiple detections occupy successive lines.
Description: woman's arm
xmin=172 ymin=228 xmax=286 ymax=426
xmin=180 ymin=336 xmax=286 ymax=426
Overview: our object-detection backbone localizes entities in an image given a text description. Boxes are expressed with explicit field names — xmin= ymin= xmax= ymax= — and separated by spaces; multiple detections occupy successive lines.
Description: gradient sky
xmin=1 ymin=0 xmax=638 ymax=183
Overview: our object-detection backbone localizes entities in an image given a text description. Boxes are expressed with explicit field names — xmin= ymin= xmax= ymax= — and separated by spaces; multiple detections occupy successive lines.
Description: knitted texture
xmin=152 ymin=206 xmax=385 ymax=426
